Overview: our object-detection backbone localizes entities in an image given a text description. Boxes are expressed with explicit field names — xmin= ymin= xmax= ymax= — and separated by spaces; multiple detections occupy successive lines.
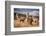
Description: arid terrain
xmin=14 ymin=13 xmax=39 ymax=28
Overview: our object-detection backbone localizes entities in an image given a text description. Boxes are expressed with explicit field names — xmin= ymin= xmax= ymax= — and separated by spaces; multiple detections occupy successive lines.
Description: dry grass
xmin=14 ymin=13 xmax=39 ymax=28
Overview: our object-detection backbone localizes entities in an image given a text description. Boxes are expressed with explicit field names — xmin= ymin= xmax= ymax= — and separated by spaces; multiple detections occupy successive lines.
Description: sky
xmin=14 ymin=8 xmax=39 ymax=12
xmin=14 ymin=8 xmax=39 ymax=16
